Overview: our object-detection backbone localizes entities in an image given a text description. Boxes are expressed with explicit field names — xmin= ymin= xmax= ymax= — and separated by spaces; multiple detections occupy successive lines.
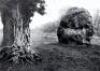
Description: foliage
xmin=57 ymin=7 xmax=94 ymax=44
xmin=61 ymin=7 xmax=92 ymax=29
xmin=0 ymin=0 xmax=45 ymax=24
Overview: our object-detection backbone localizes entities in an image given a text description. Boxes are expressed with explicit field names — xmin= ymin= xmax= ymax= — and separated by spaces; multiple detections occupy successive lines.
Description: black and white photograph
xmin=0 ymin=0 xmax=100 ymax=71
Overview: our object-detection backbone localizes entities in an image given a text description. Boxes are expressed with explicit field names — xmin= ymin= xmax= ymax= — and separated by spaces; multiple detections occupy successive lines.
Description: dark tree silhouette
xmin=0 ymin=0 xmax=45 ymax=63
xmin=57 ymin=7 xmax=94 ymax=45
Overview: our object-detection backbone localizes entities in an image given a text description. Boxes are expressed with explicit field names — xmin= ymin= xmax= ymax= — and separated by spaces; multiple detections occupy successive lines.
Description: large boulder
xmin=57 ymin=7 xmax=94 ymax=44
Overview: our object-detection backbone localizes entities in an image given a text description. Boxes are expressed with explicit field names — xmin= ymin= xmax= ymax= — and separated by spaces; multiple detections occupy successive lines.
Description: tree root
xmin=0 ymin=45 xmax=42 ymax=64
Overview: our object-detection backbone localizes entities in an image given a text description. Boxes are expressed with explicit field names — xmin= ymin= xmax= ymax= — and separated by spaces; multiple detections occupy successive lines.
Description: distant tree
xmin=0 ymin=0 xmax=45 ymax=63
xmin=93 ymin=11 xmax=100 ymax=36
xmin=42 ymin=21 xmax=59 ymax=33
xmin=57 ymin=7 xmax=94 ymax=45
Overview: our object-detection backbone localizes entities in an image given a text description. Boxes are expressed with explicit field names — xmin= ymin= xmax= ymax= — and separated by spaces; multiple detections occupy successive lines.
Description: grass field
xmin=30 ymin=29 xmax=100 ymax=47
xmin=30 ymin=29 xmax=58 ymax=47
xmin=0 ymin=44 xmax=100 ymax=71
xmin=0 ymin=29 xmax=100 ymax=47
xmin=0 ymin=29 xmax=100 ymax=71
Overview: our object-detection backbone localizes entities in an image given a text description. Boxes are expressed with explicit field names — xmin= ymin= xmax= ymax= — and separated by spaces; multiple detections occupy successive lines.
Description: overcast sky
xmin=0 ymin=0 xmax=100 ymax=29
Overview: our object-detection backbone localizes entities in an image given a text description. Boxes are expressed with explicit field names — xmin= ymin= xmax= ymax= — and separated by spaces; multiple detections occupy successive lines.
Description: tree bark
xmin=1 ymin=4 xmax=30 ymax=52
xmin=1 ymin=9 xmax=14 ymax=46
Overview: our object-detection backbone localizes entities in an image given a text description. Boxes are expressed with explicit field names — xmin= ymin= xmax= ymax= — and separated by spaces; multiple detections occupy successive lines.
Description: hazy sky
xmin=0 ymin=0 xmax=100 ymax=29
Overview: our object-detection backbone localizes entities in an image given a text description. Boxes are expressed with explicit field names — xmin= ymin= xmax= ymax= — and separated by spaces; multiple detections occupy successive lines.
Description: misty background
xmin=0 ymin=0 xmax=100 ymax=46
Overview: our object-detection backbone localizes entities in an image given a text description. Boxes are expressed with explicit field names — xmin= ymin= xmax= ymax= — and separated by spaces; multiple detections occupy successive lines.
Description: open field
xmin=0 ymin=29 xmax=100 ymax=71
xmin=0 ymin=29 xmax=100 ymax=47
xmin=0 ymin=44 xmax=100 ymax=71
xmin=30 ymin=29 xmax=100 ymax=47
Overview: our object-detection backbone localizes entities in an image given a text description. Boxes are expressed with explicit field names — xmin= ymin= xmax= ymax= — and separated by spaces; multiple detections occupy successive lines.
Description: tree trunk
xmin=12 ymin=5 xmax=30 ymax=52
xmin=0 ymin=5 xmax=33 ymax=63
xmin=1 ymin=9 xmax=14 ymax=46
xmin=1 ymin=4 xmax=30 ymax=52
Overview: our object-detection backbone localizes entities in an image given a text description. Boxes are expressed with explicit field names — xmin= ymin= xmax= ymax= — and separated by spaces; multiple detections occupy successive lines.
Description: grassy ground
xmin=35 ymin=43 xmax=100 ymax=71
xmin=0 ymin=43 xmax=100 ymax=71
xmin=30 ymin=29 xmax=58 ymax=47
xmin=0 ymin=29 xmax=100 ymax=47
xmin=0 ymin=29 xmax=100 ymax=71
